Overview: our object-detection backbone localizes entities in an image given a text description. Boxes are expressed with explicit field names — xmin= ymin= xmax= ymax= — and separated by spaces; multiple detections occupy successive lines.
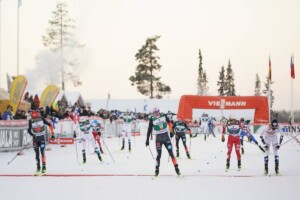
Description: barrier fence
xmin=0 ymin=118 xmax=149 ymax=152
xmin=1 ymin=119 xmax=299 ymax=152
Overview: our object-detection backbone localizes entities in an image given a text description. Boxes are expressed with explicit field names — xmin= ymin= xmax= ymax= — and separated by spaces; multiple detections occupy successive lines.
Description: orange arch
xmin=177 ymin=95 xmax=269 ymax=124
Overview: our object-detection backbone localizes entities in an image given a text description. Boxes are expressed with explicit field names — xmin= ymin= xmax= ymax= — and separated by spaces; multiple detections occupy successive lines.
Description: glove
xmin=248 ymin=136 xmax=252 ymax=142
xmin=276 ymin=144 xmax=280 ymax=150
xmin=189 ymin=133 xmax=193 ymax=138
xmin=145 ymin=139 xmax=149 ymax=147
xmin=73 ymin=131 xmax=77 ymax=138
xmin=264 ymin=144 xmax=269 ymax=151
xmin=51 ymin=134 xmax=56 ymax=141
xmin=221 ymin=135 xmax=225 ymax=142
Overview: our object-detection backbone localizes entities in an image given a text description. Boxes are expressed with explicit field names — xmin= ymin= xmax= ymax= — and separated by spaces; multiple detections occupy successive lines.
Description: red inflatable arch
xmin=177 ymin=95 xmax=269 ymax=124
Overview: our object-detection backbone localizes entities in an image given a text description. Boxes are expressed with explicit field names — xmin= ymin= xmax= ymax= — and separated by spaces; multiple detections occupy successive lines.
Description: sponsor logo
xmin=282 ymin=126 xmax=300 ymax=133
xmin=48 ymin=138 xmax=74 ymax=144
xmin=208 ymin=100 xmax=247 ymax=108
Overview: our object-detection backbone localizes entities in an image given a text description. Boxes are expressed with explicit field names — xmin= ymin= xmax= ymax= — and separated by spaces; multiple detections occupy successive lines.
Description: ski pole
xmin=189 ymin=134 xmax=192 ymax=153
xmin=148 ymin=146 xmax=154 ymax=160
xmin=281 ymin=132 xmax=300 ymax=147
xmin=74 ymin=139 xmax=80 ymax=165
xmin=7 ymin=139 xmax=33 ymax=165
xmin=102 ymin=137 xmax=116 ymax=163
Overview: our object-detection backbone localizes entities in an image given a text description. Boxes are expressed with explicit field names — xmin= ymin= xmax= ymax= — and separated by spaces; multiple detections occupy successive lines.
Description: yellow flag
xmin=40 ymin=85 xmax=60 ymax=108
xmin=10 ymin=75 xmax=27 ymax=113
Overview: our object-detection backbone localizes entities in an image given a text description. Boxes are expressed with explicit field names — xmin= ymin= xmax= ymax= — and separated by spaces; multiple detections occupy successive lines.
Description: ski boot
xmin=97 ymin=152 xmax=102 ymax=162
xmin=225 ymin=159 xmax=230 ymax=172
xmin=275 ymin=164 xmax=280 ymax=175
xmin=176 ymin=149 xmax=179 ymax=158
xmin=154 ymin=167 xmax=159 ymax=177
xmin=100 ymin=146 xmax=104 ymax=154
xmin=34 ymin=165 xmax=41 ymax=175
xmin=41 ymin=165 xmax=46 ymax=174
xmin=121 ymin=140 xmax=125 ymax=150
xmin=238 ymin=160 xmax=242 ymax=171
xmin=175 ymin=164 xmax=181 ymax=176
xmin=264 ymin=164 xmax=268 ymax=176
xmin=83 ymin=152 xmax=86 ymax=163
xmin=187 ymin=152 xmax=191 ymax=159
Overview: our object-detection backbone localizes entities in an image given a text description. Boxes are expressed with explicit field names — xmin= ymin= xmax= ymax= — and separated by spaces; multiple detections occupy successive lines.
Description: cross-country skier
xmin=145 ymin=107 xmax=181 ymax=176
xmin=172 ymin=118 xmax=192 ymax=159
xmin=260 ymin=119 xmax=283 ymax=175
xmin=28 ymin=110 xmax=55 ymax=175
xmin=221 ymin=117 xmax=242 ymax=171
xmin=200 ymin=113 xmax=210 ymax=140
xmin=166 ymin=110 xmax=176 ymax=125
xmin=120 ymin=109 xmax=135 ymax=151
xmin=208 ymin=117 xmax=216 ymax=137
xmin=239 ymin=118 xmax=265 ymax=154
xmin=91 ymin=120 xmax=104 ymax=153
xmin=74 ymin=116 xmax=102 ymax=163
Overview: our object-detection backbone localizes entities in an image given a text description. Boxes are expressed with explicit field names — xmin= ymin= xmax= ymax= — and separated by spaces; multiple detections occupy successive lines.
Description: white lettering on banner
xmin=208 ymin=100 xmax=247 ymax=108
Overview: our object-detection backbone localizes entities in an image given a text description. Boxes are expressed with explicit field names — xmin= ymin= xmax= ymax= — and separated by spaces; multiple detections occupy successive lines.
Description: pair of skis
xmin=151 ymin=174 xmax=183 ymax=180
xmin=33 ymin=171 xmax=47 ymax=176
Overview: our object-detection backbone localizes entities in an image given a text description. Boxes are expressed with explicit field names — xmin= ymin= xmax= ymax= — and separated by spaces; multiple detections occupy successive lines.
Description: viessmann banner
xmin=177 ymin=95 xmax=269 ymax=124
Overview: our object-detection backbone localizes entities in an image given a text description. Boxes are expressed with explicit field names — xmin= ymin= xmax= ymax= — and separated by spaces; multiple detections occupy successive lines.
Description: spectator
xmin=29 ymin=95 xmax=37 ymax=110
xmin=14 ymin=109 xmax=23 ymax=120
xmin=2 ymin=105 xmax=13 ymax=120
xmin=23 ymin=92 xmax=29 ymax=102
xmin=87 ymin=107 xmax=95 ymax=117
xmin=21 ymin=110 xmax=27 ymax=119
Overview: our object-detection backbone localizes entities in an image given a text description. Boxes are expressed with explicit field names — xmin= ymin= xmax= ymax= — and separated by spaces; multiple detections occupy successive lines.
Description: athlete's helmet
xmin=79 ymin=116 xmax=87 ymax=123
xmin=31 ymin=111 xmax=39 ymax=120
xmin=240 ymin=118 xmax=245 ymax=123
xmin=152 ymin=107 xmax=160 ymax=117
xmin=271 ymin=119 xmax=279 ymax=129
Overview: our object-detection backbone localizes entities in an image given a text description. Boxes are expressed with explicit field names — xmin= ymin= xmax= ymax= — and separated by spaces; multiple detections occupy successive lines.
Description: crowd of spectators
xmin=1 ymin=92 xmax=150 ymax=121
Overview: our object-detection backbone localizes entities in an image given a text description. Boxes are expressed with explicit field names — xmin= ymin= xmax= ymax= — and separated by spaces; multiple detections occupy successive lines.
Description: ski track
xmin=1 ymin=134 xmax=300 ymax=200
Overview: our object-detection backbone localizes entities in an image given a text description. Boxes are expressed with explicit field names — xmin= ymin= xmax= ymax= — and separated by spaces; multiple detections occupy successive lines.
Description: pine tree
xmin=202 ymin=71 xmax=209 ymax=95
xmin=254 ymin=73 xmax=261 ymax=96
xmin=217 ymin=66 xmax=226 ymax=96
xmin=263 ymin=76 xmax=275 ymax=109
xmin=42 ymin=1 xmax=83 ymax=90
xmin=197 ymin=49 xmax=209 ymax=95
xmin=225 ymin=59 xmax=236 ymax=96
xmin=129 ymin=35 xmax=171 ymax=99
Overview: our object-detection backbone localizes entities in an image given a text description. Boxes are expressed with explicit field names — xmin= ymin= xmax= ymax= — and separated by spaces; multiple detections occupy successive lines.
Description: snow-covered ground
xmin=1 ymin=133 xmax=300 ymax=200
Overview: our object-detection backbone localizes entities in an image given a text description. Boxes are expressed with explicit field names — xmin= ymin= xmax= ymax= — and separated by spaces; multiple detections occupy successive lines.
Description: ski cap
xmin=92 ymin=120 xmax=99 ymax=127
xmin=152 ymin=107 xmax=160 ymax=117
xmin=271 ymin=119 xmax=279 ymax=129
xmin=31 ymin=111 xmax=39 ymax=119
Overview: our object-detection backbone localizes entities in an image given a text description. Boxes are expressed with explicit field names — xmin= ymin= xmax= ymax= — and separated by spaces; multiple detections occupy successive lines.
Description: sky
xmin=0 ymin=0 xmax=299 ymax=110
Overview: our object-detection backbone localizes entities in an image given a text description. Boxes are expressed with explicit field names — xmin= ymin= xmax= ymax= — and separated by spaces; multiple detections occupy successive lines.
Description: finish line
xmin=0 ymin=174 xmax=254 ymax=177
